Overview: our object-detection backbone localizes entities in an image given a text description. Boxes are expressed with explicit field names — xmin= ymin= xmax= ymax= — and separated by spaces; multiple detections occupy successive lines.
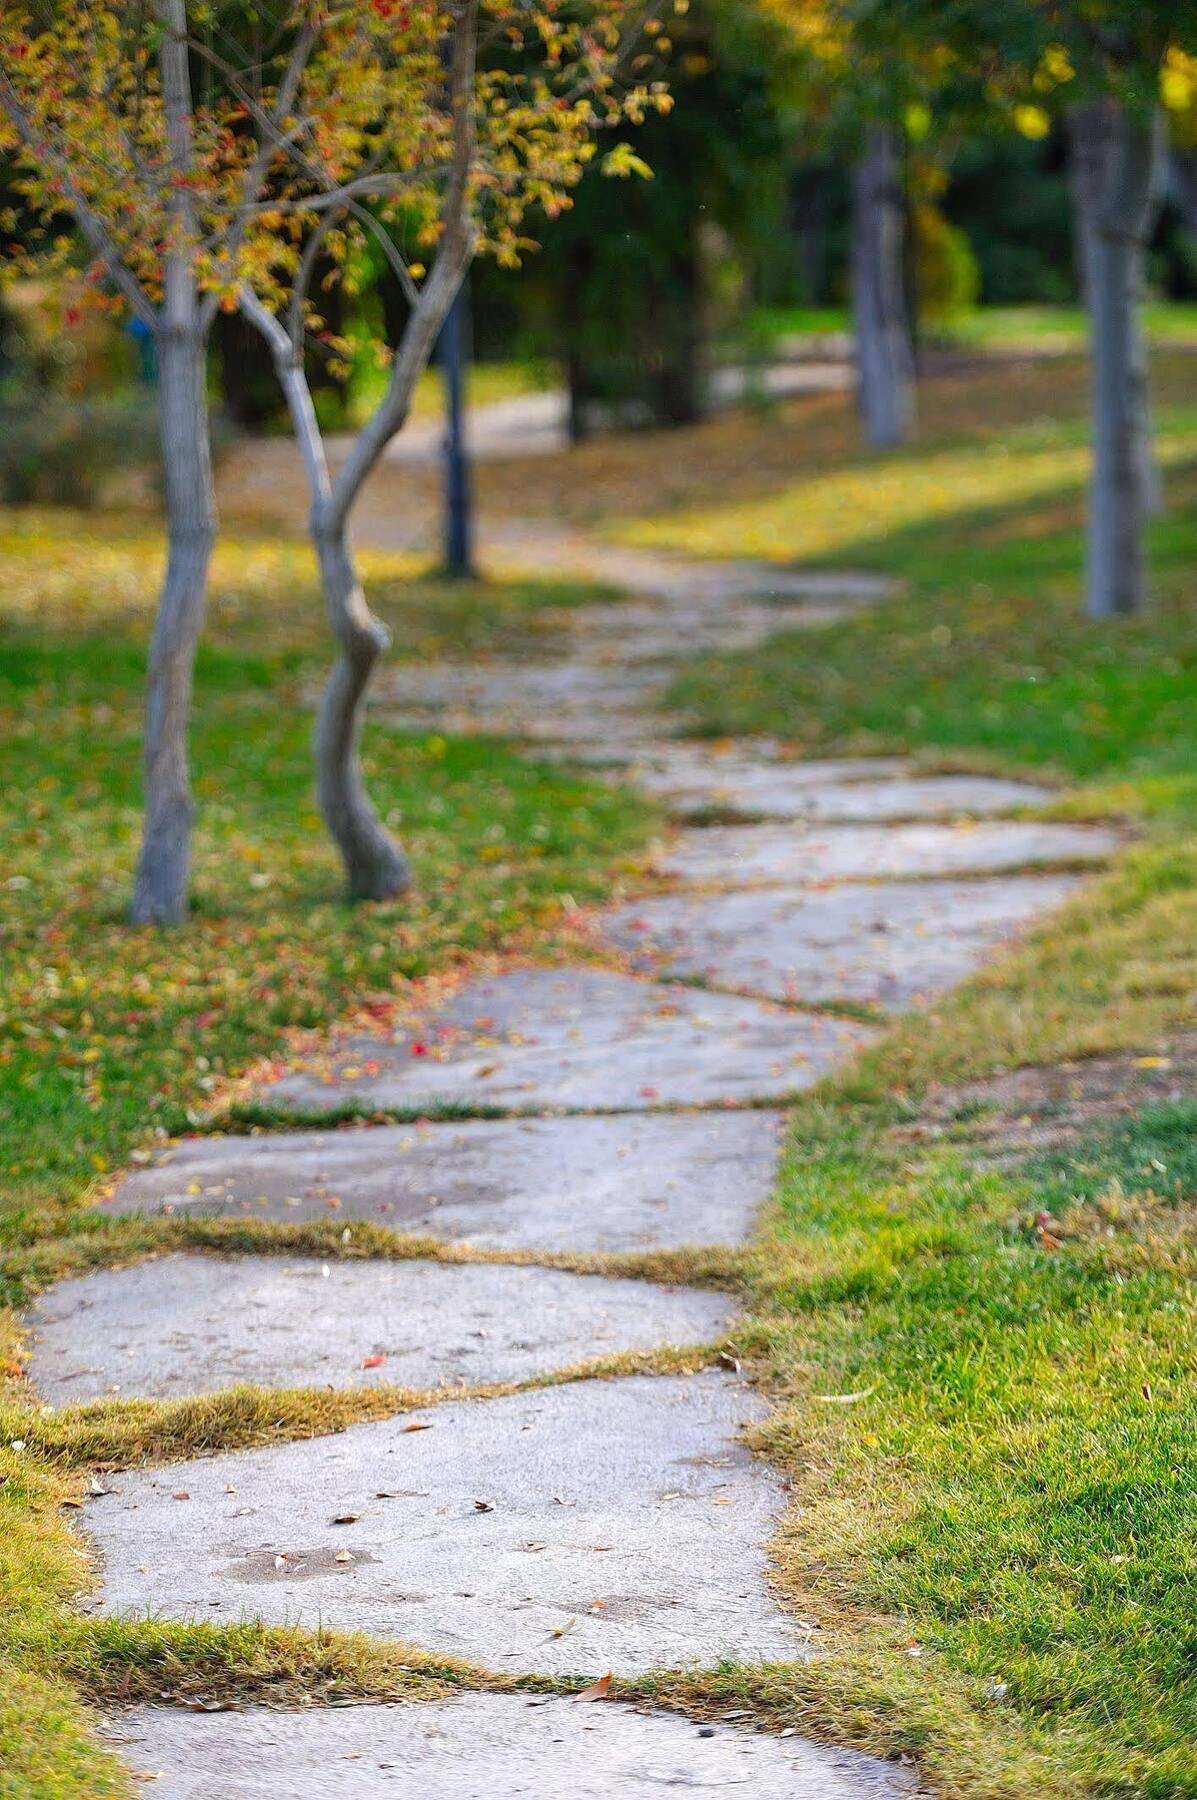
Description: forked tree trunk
xmin=852 ymin=124 xmax=915 ymax=449
xmin=1070 ymin=102 xmax=1160 ymax=617
xmin=240 ymin=289 xmax=414 ymax=901
xmin=130 ymin=323 xmax=216 ymax=924
xmin=311 ymin=515 xmax=412 ymax=899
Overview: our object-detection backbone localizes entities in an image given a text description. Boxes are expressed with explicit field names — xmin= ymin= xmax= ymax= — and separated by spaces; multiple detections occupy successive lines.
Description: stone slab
xmin=106 ymin=1695 xmax=914 ymax=1798
xmin=83 ymin=1373 xmax=801 ymax=1674
xmin=615 ymin=743 xmax=909 ymax=804
xmin=27 ymin=1255 xmax=736 ymax=1403
xmin=779 ymin=774 xmax=1055 ymax=822
xmin=381 ymin=657 xmax=662 ymax=743
xmin=599 ymin=875 xmax=1082 ymax=1010
xmin=101 ymin=1112 xmax=784 ymax=1251
xmin=251 ymin=969 xmax=876 ymax=1115
xmin=659 ymin=819 xmax=1120 ymax=886
xmin=615 ymin=749 xmax=1051 ymax=821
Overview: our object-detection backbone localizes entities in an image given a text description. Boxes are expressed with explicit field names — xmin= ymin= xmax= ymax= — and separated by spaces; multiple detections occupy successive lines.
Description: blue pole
xmin=440 ymin=282 xmax=475 ymax=578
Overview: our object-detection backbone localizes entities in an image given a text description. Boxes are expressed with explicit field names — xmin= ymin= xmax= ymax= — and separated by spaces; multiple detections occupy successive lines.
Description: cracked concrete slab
xmin=607 ymin=743 xmax=909 ymax=806
xmin=778 ymin=773 xmax=1055 ymax=822
xmin=616 ymin=751 xmax=1051 ymax=821
xmin=101 ymin=1111 xmax=784 ymax=1250
xmin=658 ymin=819 xmax=1120 ymax=886
xmin=105 ymin=1696 xmax=915 ymax=1798
xmin=599 ymin=875 xmax=1083 ymax=1010
xmin=250 ymin=968 xmax=876 ymax=1114
xmin=83 ymin=1373 xmax=801 ymax=1674
xmin=596 ymin=748 xmax=1051 ymax=822
xmin=27 ymin=1255 xmax=736 ymax=1403
xmin=381 ymin=657 xmax=662 ymax=743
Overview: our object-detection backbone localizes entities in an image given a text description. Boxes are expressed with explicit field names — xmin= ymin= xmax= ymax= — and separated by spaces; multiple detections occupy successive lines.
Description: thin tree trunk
xmin=130 ymin=1 xmax=215 ymax=924
xmin=130 ymin=325 xmax=216 ymax=923
xmin=1071 ymin=102 xmax=1159 ymax=617
xmin=1073 ymin=104 xmax=1165 ymax=522
xmin=851 ymin=124 xmax=915 ymax=449
xmin=239 ymin=1 xmax=475 ymax=900
xmin=312 ymin=517 xmax=412 ymax=899
xmin=240 ymin=290 xmax=413 ymax=901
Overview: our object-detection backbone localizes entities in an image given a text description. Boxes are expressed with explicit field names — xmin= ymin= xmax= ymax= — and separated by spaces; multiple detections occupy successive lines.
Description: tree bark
xmin=130 ymin=327 xmax=216 ymax=924
xmin=240 ymin=289 xmax=415 ymax=902
xmin=1073 ymin=104 xmax=1165 ymax=526
xmin=1070 ymin=102 xmax=1160 ymax=617
xmin=312 ymin=517 xmax=412 ymax=899
xmin=851 ymin=125 xmax=915 ymax=449
xmin=130 ymin=1 xmax=216 ymax=924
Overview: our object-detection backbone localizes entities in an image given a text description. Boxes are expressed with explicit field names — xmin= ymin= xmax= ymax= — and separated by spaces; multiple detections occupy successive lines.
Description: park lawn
xmin=0 ymin=511 xmax=658 ymax=1791
xmin=746 ymin=302 xmax=1197 ymax=352
xmin=601 ymin=379 xmax=1197 ymax=1795
xmin=0 ymin=512 xmax=651 ymax=1232
xmin=6 ymin=346 xmax=1197 ymax=1798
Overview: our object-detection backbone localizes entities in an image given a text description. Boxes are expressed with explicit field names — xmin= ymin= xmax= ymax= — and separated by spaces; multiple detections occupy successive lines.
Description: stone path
xmin=30 ymin=536 xmax=1119 ymax=1796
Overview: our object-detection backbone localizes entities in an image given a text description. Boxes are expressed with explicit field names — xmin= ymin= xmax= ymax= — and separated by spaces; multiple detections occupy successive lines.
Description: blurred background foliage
xmin=2 ymin=0 xmax=1196 ymax=494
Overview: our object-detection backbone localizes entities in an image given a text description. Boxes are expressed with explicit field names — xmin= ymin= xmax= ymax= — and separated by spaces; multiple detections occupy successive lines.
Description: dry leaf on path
xmin=574 ymin=1672 xmax=614 ymax=1702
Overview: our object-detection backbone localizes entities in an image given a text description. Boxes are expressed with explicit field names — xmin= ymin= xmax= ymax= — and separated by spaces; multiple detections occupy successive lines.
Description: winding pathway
xmin=28 ymin=540 xmax=1120 ymax=1796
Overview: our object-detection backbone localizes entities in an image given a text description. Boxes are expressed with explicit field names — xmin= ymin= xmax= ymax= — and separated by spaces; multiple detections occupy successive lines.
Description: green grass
xmin=745 ymin=302 xmax=1197 ymax=353
xmin=7 ymin=346 xmax=1197 ymax=1796
xmin=603 ymin=352 xmax=1197 ymax=1795
xmin=0 ymin=511 xmax=659 ymax=1795
xmin=0 ymin=516 xmax=650 ymax=1236
xmin=943 ymin=302 xmax=1197 ymax=351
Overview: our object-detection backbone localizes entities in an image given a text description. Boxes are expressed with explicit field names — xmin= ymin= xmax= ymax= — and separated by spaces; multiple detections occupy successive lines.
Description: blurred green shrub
xmin=914 ymin=202 xmax=981 ymax=324
xmin=0 ymin=394 xmax=161 ymax=505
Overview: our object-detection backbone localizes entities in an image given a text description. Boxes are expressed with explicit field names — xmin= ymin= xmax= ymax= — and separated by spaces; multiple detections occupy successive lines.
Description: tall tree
xmin=0 ymin=0 xmax=654 ymax=913
xmin=235 ymin=0 xmax=659 ymax=898
xmin=851 ymin=122 xmax=915 ymax=446
xmin=873 ymin=0 xmax=1197 ymax=614
xmin=0 ymin=5 xmax=327 ymax=922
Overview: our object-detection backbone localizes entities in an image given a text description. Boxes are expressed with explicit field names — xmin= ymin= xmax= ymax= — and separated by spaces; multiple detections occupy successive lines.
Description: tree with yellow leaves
xmin=854 ymin=2 xmax=1197 ymax=615
xmin=0 ymin=1 xmax=660 ymax=920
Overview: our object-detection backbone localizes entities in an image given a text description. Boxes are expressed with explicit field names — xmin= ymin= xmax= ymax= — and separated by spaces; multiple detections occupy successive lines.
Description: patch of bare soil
xmin=890 ymin=1037 xmax=1197 ymax=1165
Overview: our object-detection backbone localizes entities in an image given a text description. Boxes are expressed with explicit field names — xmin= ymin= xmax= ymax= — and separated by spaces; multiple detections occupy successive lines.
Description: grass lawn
xmin=747 ymin=302 xmax=1197 ymax=352
xmin=0 ymin=515 xmax=656 ymax=1790
xmin=611 ymin=360 xmax=1197 ymax=1796
xmin=4 ymin=342 xmax=1197 ymax=1797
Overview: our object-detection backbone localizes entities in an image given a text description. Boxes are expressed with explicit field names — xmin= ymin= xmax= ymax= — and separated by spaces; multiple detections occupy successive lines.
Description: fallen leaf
xmin=574 ymin=1672 xmax=613 ymax=1702
xmin=402 ymin=1421 xmax=432 ymax=1433
xmin=549 ymin=1616 xmax=578 ymax=1639
xmin=172 ymin=1491 xmax=190 ymax=1501
xmin=361 ymin=1353 xmax=387 ymax=1369
xmin=334 ymin=1549 xmax=355 ymax=1564
xmin=474 ymin=1498 xmax=496 ymax=1513
xmin=330 ymin=1513 xmax=360 ymax=1525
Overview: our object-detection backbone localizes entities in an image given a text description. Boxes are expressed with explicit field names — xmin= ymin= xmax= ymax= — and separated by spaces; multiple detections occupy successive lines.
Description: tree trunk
xmin=130 ymin=323 xmax=215 ymax=924
xmin=312 ymin=516 xmax=412 ymax=900
xmin=1071 ymin=102 xmax=1160 ymax=617
xmin=852 ymin=125 xmax=915 ymax=449
xmin=239 ymin=287 xmax=415 ymax=904
xmin=1073 ymin=104 xmax=1165 ymax=526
